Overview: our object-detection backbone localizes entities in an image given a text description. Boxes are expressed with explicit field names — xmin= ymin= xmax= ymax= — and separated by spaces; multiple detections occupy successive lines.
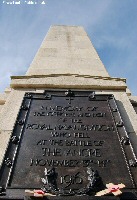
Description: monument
xmin=0 ymin=25 xmax=137 ymax=200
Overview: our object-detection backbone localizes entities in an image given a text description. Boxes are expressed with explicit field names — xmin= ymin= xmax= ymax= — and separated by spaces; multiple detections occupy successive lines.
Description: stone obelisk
xmin=0 ymin=25 xmax=137 ymax=165
xmin=26 ymin=25 xmax=109 ymax=77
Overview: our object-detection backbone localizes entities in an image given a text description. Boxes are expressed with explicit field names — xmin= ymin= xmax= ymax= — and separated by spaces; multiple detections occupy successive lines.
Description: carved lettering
xmin=26 ymin=124 xmax=115 ymax=132
xmin=34 ymin=111 xmax=106 ymax=118
xmin=7 ymin=91 xmax=126 ymax=193
xmin=30 ymin=159 xmax=110 ymax=168
xmin=71 ymin=119 xmax=82 ymax=123
xmin=41 ymin=148 xmax=101 ymax=157
xmin=82 ymin=159 xmax=110 ymax=167
xmin=37 ymin=140 xmax=47 ymax=145
xmin=87 ymin=107 xmax=98 ymax=111
xmin=42 ymin=148 xmax=62 ymax=156
xmin=49 ymin=140 xmax=63 ymax=146
xmin=40 ymin=106 xmax=83 ymax=112
xmin=65 ymin=140 xmax=93 ymax=146
xmin=61 ymin=172 xmax=83 ymax=188
xmin=74 ymin=132 xmax=90 ymax=138
xmin=30 ymin=159 xmax=80 ymax=167
xmin=51 ymin=132 xmax=71 ymax=138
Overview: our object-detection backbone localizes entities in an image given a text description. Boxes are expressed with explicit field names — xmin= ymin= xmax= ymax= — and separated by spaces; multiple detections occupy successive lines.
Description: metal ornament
xmin=41 ymin=168 xmax=103 ymax=196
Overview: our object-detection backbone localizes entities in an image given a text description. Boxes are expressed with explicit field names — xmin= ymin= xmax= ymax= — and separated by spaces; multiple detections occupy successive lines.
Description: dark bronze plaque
xmin=0 ymin=90 xmax=137 ymax=199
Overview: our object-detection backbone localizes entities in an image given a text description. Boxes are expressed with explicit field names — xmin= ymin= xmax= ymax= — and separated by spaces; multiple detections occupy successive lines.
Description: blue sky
xmin=0 ymin=0 xmax=137 ymax=95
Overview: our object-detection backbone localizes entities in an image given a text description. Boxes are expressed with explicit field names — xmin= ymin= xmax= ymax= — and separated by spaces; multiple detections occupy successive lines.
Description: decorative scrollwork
xmin=0 ymin=187 xmax=6 ymax=196
xmin=88 ymin=92 xmax=95 ymax=100
xmin=5 ymin=158 xmax=12 ymax=167
xmin=41 ymin=167 xmax=58 ymax=194
xmin=41 ymin=167 xmax=104 ymax=196
xmin=65 ymin=90 xmax=74 ymax=97
xmin=120 ymin=136 xmax=130 ymax=145
xmin=76 ymin=168 xmax=104 ymax=195
xmin=11 ymin=136 xmax=19 ymax=144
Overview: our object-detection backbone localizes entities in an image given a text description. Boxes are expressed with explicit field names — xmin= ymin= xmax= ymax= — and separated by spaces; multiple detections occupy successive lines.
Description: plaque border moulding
xmin=0 ymin=89 xmax=137 ymax=200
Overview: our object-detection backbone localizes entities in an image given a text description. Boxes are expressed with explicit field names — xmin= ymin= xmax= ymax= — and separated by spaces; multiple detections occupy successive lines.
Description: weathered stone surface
xmin=0 ymin=93 xmax=8 ymax=104
xmin=26 ymin=25 xmax=109 ymax=77
xmin=129 ymin=96 xmax=137 ymax=114
xmin=129 ymin=96 xmax=137 ymax=103
xmin=0 ymin=130 xmax=11 ymax=165
xmin=96 ymin=91 xmax=137 ymax=153
xmin=126 ymin=88 xmax=132 ymax=96
xmin=0 ymin=89 xmax=34 ymax=131
xmin=113 ymin=93 xmax=137 ymax=134
xmin=4 ymin=87 xmax=12 ymax=94
xmin=10 ymin=75 xmax=127 ymax=91
xmin=0 ymin=105 xmax=4 ymax=113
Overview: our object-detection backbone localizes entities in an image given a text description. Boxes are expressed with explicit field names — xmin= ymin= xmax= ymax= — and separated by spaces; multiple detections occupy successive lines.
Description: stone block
xmin=0 ymin=130 xmax=11 ymax=165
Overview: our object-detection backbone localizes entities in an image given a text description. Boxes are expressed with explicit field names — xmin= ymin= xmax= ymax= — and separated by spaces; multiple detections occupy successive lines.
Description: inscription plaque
xmin=0 ymin=90 xmax=137 ymax=199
